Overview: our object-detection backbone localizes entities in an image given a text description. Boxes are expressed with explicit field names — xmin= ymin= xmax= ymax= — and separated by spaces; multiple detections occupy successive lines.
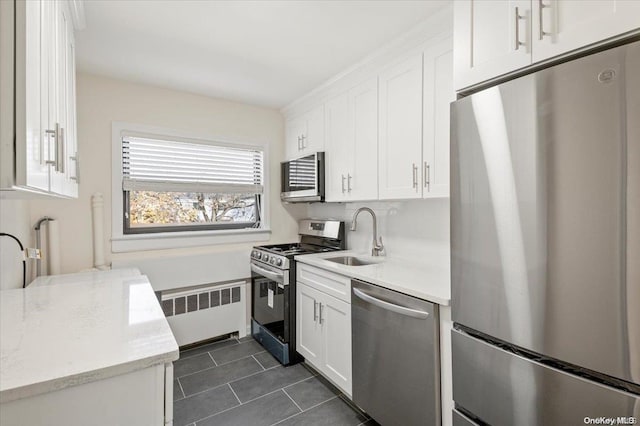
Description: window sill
xmin=111 ymin=228 xmax=271 ymax=253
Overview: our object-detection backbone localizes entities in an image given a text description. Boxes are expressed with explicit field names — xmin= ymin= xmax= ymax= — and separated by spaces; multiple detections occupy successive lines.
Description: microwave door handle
xmin=251 ymin=263 xmax=285 ymax=284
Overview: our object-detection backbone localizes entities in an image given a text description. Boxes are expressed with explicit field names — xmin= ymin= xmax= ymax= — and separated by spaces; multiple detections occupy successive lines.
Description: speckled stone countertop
xmin=0 ymin=274 xmax=178 ymax=403
xmin=295 ymin=251 xmax=451 ymax=305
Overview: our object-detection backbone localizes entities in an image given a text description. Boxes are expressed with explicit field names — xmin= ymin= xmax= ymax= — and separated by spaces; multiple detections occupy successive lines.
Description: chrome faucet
xmin=350 ymin=207 xmax=385 ymax=257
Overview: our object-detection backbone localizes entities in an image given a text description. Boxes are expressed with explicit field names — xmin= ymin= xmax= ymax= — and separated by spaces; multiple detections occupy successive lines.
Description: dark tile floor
xmin=173 ymin=336 xmax=376 ymax=426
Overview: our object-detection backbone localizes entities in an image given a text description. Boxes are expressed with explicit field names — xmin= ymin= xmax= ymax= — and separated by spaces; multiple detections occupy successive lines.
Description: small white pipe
xmin=91 ymin=193 xmax=107 ymax=270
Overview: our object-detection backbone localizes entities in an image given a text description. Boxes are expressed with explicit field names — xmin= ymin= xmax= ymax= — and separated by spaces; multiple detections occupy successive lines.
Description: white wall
xmin=28 ymin=73 xmax=300 ymax=276
xmin=0 ymin=200 xmax=32 ymax=290
xmin=299 ymin=198 xmax=450 ymax=266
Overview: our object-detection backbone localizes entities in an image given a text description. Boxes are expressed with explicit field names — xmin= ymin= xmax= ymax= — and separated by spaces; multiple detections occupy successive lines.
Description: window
xmin=121 ymin=134 xmax=264 ymax=234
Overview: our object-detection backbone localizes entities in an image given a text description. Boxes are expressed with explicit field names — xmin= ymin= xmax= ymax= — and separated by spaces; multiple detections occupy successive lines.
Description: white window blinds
xmin=122 ymin=136 xmax=264 ymax=194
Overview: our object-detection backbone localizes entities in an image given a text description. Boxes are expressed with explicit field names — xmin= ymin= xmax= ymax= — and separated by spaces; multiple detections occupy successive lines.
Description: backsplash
xmin=289 ymin=198 xmax=450 ymax=266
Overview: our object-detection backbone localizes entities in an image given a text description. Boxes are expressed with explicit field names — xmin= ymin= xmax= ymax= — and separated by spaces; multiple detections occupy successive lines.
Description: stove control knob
xmin=256 ymin=252 xmax=262 ymax=259
xmin=263 ymin=254 xmax=269 ymax=262
xmin=251 ymin=250 xmax=257 ymax=258
xmin=270 ymin=258 xmax=276 ymax=265
xmin=276 ymin=258 xmax=283 ymax=266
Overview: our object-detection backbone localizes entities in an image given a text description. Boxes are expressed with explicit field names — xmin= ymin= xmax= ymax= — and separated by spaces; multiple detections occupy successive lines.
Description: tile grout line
xmin=179 ymin=362 xmax=283 ymax=399
xmin=190 ymin=372 xmax=319 ymax=424
xmin=191 ymin=388 xmax=287 ymax=425
xmin=281 ymin=388 xmax=304 ymax=413
xmin=227 ymin=383 xmax=242 ymax=405
xmin=178 ymin=351 xmax=268 ymax=381
xmin=252 ymin=354 xmax=266 ymax=370
xmin=270 ymin=395 xmax=340 ymax=426
xmin=207 ymin=351 xmax=218 ymax=367
xmin=177 ymin=377 xmax=186 ymax=400
xmin=179 ymin=339 xmax=238 ymax=359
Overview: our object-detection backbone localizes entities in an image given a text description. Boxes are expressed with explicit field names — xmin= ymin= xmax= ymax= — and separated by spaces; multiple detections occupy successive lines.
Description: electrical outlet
xmin=25 ymin=248 xmax=41 ymax=259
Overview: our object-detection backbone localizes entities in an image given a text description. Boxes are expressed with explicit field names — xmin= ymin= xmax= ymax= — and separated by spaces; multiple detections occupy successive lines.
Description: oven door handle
xmin=251 ymin=263 xmax=287 ymax=285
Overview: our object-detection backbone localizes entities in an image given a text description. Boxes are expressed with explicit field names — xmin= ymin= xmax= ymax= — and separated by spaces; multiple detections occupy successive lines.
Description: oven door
xmin=250 ymin=261 xmax=288 ymax=342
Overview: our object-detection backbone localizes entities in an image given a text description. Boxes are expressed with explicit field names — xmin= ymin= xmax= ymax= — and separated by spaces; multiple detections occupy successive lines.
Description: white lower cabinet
xmin=320 ymin=294 xmax=351 ymax=395
xmin=0 ymin=363 xmax=172 ymax=426
xmin=296 ymin=276 xmax=352 ymax=397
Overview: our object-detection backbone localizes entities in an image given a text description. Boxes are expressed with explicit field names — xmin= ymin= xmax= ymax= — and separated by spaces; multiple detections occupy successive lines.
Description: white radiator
xmin=159 ymin=281 xmax=248 ymax=346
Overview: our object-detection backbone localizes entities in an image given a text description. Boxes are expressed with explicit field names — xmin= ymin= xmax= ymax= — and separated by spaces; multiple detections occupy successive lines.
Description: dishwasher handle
xmin=352 ymin=288 xmax=430 ymax=319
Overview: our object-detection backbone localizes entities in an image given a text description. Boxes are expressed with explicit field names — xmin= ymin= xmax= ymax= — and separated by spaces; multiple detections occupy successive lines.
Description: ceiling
xmin=77 ymin=1 xmax=449 ymax=109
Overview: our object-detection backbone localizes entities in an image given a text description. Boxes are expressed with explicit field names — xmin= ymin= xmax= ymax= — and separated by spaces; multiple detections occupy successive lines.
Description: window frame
xmin=111 ymin=122 xmax=271 ymax=253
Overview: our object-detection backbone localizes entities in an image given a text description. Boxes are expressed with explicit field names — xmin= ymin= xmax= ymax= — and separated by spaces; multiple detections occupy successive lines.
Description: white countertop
xmin=295 ymin=251 xmax=451 ymax=305
xmin=29 ymin=267 xmax=142 ymax=287
xmin=0 ymin=274 xmax=179 ymax=403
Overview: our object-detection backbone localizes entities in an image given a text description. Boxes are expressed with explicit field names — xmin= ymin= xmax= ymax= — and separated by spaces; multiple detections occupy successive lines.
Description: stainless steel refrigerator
xmin=450 ymin=40 xmax=640 ymax=425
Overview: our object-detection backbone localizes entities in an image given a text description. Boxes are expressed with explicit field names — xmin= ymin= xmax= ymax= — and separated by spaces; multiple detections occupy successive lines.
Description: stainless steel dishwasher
xmin=351 ymin=279 xmax=440 ymax=426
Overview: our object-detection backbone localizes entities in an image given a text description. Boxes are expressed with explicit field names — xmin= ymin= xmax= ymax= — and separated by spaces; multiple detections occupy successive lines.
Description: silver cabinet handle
xmin=347 ymin=174 xmax=352 ymax=193
xmin=341 ymin=174 xmax=346 ymax=193
xmin=300 ymin=134 xmax=306 ymax=149
xmin=514 ymin=6 xmax=525 ymax=51
xmin=297 ymin=136 xmax=302 ymax=150
xmin=318 ymin=303 xmax=324 ymax=324
xmin=70 ymin=152 xmax=79 ymax=183
xmin=412 ymin=163 xmax=418 ymax=190
xmin=424 ymin=162 xmax=430 ymax=190
xmin=313 ymin=300 xmax=318 ymax=322
xmin=57 ymin=126 xmax=65 ymax=173
xmin=538 ymin=0 xmax=549 ymax=40
xmin=353 ymin=288 xmax=429 ymax=319
xmin=44 ymin=124 xmax=58 ymax=168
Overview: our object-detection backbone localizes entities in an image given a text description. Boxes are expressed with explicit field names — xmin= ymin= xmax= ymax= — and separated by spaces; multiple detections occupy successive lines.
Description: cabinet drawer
xmin=296 ymin=263 xmax=351 ymax=303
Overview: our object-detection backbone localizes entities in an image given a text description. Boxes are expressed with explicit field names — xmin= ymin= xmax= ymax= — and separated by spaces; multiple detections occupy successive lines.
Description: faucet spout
xmin=351 ymin=207 xmax=385 ymax=257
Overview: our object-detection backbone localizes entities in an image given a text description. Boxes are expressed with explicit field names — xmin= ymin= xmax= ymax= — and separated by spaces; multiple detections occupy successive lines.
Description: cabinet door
xmin=378 ymin=53 xmax=423 ymax=200
xmin=532 ymin=0 xmax=640 ymax=63
xmin=296 ymin=283 xmax=323 ymax=366
xmin=49 ymin=0 xmax=66 ymax=195
xmin=423 ymin=38 xmax=454 ymax=199
xmin=324 ymin=93 xmax=350 ymax=202
xmin=15 ymin=0 xmax=49 ymax=191
xmin=285 ymin=116 xmax=305 ymax=160
xmin=65 ymin=19 xmax=79 ymax=195
xmin=320 ymin=293 xmax=352 ymax=396
xmin=348 ymin=77 xmax=378 ymax=201
xmin=302 ymin=104 xmax=325 ymax=154
xmin=454 ymin=0 xmax=532 ymax=91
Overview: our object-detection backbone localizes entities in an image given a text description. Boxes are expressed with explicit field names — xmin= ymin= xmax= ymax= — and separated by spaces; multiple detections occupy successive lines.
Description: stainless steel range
xmin=250 ymin=219 xmax=345 ymax=365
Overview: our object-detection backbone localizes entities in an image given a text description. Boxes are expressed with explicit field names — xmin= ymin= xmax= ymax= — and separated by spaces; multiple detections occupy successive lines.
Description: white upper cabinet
xmin=325 ymin=93 xmax=351 ymax=202
xmin=325 ymin=78 xmax=378 ymax=202
xmin=454 ymin=0 xmax=532 ymax=91
xmin=18 ymin=0 xmax=49 ymax=192
xmin=423 ymin=38 xmax=455 ymax=199
xmin=349 ymin=78 xmax=378 ymax=201
xmin=285 ymin=104 xmax=325 ymax=160
xmin=378 ymin=53 xmax=424 ymax=200
xmin=454 ymin=0 xmax=640 ymax=91
xmin=532 ymin=0 xmax=640 ymax=62
xmin=7 ymin=0 xmax=79 ymax=197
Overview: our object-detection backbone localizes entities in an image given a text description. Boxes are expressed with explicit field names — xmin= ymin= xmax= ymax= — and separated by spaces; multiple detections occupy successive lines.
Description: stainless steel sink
xmin=325 ymin=256 xmax=377 ymax=266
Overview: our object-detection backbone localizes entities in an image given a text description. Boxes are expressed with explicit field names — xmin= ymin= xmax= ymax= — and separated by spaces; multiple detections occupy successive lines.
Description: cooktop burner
xmin=259 ymin=243 xmax=334 ymax=257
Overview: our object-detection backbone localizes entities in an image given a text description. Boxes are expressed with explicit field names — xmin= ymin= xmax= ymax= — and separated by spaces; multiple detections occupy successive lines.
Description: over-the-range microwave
xmin=281 ymin=152 xmax=325 ymax=203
